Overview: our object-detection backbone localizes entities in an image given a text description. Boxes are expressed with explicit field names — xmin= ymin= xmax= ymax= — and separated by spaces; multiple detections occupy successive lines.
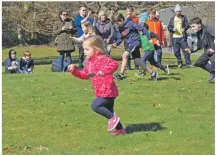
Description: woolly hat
xmin=174 ymin=4 xmax=182 ymax=12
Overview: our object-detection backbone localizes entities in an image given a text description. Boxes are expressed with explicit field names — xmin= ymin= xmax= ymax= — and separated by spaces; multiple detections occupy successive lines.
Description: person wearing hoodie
xmin=93 ymin=11 xmax=114 ymax=55
xmin=145 ymin=8 xmax=165 ymax=64
xmin=53 ymin=10 xmax=77 ymax=72
xmin=125 ymin=6 xmax=140 ymax=70
xmin=167 ymin=4 xmax=194 ymax=68
xmin=112 ymin=13 xmax=152 ymax=80
xmin=188 ymin=17 xmax=215 ymax=82
xmin=4 ymin=50 xmax=22 ymax=74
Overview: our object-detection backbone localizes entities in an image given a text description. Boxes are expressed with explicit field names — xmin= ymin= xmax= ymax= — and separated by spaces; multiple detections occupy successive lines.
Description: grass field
xmin=2 ymin=46 xmax=215 ymax=155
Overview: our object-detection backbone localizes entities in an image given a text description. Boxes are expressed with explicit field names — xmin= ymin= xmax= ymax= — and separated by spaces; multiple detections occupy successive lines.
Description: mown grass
xmin=2 ymin=46 xmax=215 ymax=155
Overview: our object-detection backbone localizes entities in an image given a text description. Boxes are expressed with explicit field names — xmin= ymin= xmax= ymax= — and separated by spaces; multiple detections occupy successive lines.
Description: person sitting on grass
xmin=4 ymin=49 xmax=22 ymax=74
xmin=68 ymin=35 xmax=126 ymax=136
xmin=20 ymin=50 xmax=34 ymax=74
xmin=139 ymin=23 xmax=169 ymax=81
xmin=188 ymin=17 xmax=215 ymax=82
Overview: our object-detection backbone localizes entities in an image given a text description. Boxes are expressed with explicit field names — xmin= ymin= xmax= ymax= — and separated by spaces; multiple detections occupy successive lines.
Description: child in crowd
xmin=68 ymin=35 xmax=126 ymax=136
xmin=126 ymin=6 xmax=140 ymax=70
xmin=112 ymin=13 xmax=152 ymax=80
xmin=71 ymin=20 xmax=95 ymax=66
xmin=189 ymin=17 xmax=215 ymax=82
xmin=139 ymin=23 xmax=169 ymax=81
xmin=4 ymin=50 xmax=22 ymax=74
xmin=20 ymin=50 xmax=34 ymax=74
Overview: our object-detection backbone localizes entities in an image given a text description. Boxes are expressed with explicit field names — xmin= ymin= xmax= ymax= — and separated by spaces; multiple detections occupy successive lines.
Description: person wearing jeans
xmin=53 ymin=10 xmax=76 ymax=72
xmin=168 ymin=4 xmax=194 ymax=68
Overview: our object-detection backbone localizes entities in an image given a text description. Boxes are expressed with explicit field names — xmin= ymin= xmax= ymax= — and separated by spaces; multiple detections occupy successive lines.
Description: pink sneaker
xmin=107 ymin=113 xmax=120 ymax=131
xmin=112 ymin=128 xmax=126 ymax=136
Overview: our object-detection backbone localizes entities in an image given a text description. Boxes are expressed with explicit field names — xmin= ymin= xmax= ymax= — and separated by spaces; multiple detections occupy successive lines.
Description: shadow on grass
xmin=157 ymin=77 xmax=169 ymax=81
xmin=125 ymin=122 xmax=166 ymax=134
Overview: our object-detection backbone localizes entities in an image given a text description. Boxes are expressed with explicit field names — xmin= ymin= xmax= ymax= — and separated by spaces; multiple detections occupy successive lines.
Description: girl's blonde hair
xmin=98 ymin=11 xmax=107 ymax=19
xmin=81 ymin=20 xmax=95 ymax=34
xmin=83 ymin=35 xmax=105 ymax=54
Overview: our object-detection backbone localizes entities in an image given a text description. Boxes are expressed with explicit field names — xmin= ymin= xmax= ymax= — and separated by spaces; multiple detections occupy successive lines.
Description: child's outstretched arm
xmin=69 ymin=63 xmax=89 ymax=79
xmin=97 ymin=57 xmax=118 ymax=76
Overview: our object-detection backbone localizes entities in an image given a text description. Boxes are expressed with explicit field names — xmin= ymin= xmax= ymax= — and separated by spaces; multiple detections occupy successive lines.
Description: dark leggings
xmin=91 ymin=97 xmax=123 ymax=130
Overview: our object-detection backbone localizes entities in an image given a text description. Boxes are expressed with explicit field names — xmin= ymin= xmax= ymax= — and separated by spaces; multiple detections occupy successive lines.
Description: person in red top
xmin=145 ymin=8 xmax=165 ymax=64
xmin=126 ymin=6 xmax=140 ymax=70
xmin=68 ymin=35 xmax=126 ymax=136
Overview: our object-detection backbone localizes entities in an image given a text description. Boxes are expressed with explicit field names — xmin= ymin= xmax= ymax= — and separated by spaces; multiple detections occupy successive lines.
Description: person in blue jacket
xmin=74 ymin=7 xmax=93 ymax=68
xmin=112 ymin=13 xmax=152 ymax=80
xmin=4 ymin=50 xmax=22 ymax=74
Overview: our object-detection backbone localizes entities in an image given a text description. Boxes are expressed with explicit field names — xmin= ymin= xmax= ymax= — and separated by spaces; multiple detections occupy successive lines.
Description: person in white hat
xmin=167 ymin=4 xmax=194 ymax=68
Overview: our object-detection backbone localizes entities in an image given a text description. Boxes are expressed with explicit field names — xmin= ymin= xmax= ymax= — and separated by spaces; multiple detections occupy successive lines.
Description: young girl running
xmin=68 ymin=35 xmax=126 ymax=136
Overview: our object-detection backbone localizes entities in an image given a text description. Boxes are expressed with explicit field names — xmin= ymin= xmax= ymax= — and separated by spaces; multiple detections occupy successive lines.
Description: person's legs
xmin=66 ymin=51 xmax=72 ymax=64
xmin=78 ymin=44 xmax=84 ymax=68
xmin=154 ymin=45 xmax=163 ymax=64
xmin=179 ymin=37 xmax=192 ymax=66
xmin=59 ymin=51 xmax=65 ymax=71
xmin=172 ymin=38 xmax=183 ymax=67
xmin=132 ymin=47 xmax=141 ymax=70
xmin=91 ymin=97 xmax=121 ymax=131
xmin=21 ymin=67 xmax=29 ymax=74
xmin=194 ymin=52 xmax=212 ymax=72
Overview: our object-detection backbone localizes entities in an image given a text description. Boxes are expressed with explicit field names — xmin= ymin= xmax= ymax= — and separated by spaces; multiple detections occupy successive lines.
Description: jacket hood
xmin=8 ymin=49 xmax=16 ymax=61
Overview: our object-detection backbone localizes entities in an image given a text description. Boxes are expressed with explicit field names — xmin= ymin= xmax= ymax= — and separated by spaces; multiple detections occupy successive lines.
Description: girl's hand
xmin=97 ymin=71 xmax=104 ymax=76
xmin=28 ymin=68 xmax=32 ymax=72
xmin=111 ymin=43 xmax=117 ymax=48
xmin=68 ymin=64 xmax=76 ymax=72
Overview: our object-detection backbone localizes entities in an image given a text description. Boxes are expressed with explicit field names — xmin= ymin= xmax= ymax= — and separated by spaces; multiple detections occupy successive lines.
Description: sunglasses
xmin=62 ymin=14 xmax=68 ymax=16
xmin=82 ymin=10 xmax=87 ymax=11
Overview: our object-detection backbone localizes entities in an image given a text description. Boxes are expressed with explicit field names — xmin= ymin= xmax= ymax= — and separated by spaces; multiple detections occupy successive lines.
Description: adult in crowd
xmin=93 ymin=11 xmax=114 ymax=55
xmin=5 ymin=50 xmax=22 ymax=74
xmin=167 ymin=4 xmax=194 ymax=68
xmin=74 ymin=7 xmax=93 ymax=68
xmin=53 ymin=10 xmax=76 ymax=72
xmin=146 ymin=9 xmax=165 ymax=64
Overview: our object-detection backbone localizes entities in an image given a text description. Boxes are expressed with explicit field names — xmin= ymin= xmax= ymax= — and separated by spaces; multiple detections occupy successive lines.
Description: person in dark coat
xmin=189 ymin=17 xmax=215 ymax=82
xmin=53 ymin=10 xmax=77 ymax=72
xmin=4 ymin=50 xmax=22 ymax=74
xmin=20 ymin=50 xmax=34 ymax=74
